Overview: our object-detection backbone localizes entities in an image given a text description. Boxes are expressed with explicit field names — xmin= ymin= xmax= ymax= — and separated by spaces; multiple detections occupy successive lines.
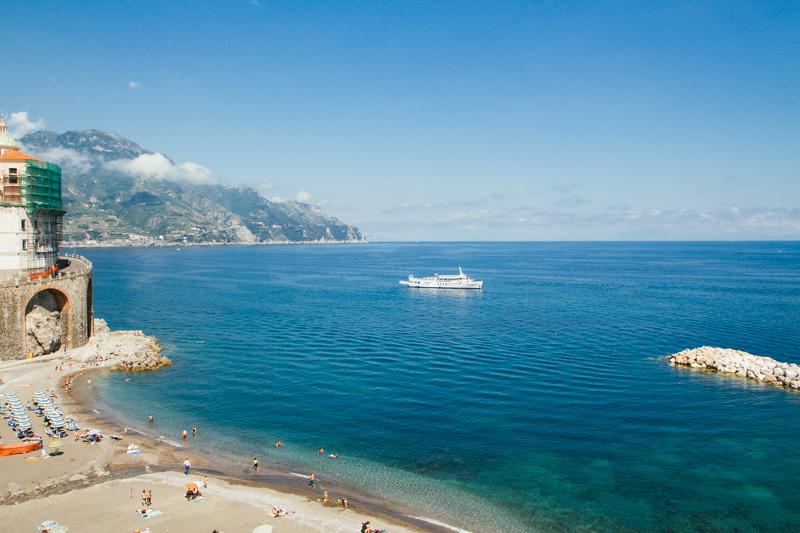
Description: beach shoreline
xmin=0 ymin=344 xmax=453 ymax=533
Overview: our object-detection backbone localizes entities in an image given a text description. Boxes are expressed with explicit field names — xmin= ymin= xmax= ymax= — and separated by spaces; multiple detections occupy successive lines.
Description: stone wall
xmin=0 ymin=255 xmax=92 ymax=361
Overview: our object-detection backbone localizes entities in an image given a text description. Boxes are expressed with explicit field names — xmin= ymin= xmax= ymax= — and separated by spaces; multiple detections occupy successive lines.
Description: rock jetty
xmin=669 ymin=346 xmax=800 ymax=389
xmin=68 ymin=318 xmax=172 ymax=371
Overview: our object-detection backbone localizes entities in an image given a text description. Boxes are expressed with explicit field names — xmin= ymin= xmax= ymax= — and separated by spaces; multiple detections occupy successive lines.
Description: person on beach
xmin=192 ymin=426 xmax=196 ymax=437
xmin=146 ymin=489 xmax=152 ymax=506
xmin=253 ymin=457 xmax=258 ymax=471
xmin=308 ymin=473 xmax=315 ymax=490
xmin=148 ymin=414 xmax=153 ymax=423
xmin=182 ymin=429 xmax=187 ymax=440
xmin=318 ymin=447 xmax=324 ymax=455
xmin=184 ymin=458 xmax=191 ymax=475
xmin=271 ymin=506 xmax=294 ymax=517
xmin=204 ymin=475 xmax=208 ymax=488
xmin=322 ymin=489 xmax=328 ymax=502
xmin=141 ymin=489 xmax=147 ymax=507
xmin=341 ymin=497 xmax=348 ymax=509
xmin=275 ymin=439 xmax=282 ymax=447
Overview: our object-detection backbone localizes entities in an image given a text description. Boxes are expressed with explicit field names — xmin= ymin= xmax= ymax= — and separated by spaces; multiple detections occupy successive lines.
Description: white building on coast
xmin=0 ymin=113 xmax=94 ymax=360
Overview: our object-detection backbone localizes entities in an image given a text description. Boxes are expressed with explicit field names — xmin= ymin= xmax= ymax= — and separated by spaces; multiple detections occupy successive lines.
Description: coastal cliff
xmin=68 ymin=319 xmax=172 ymax=371
xmin=669 ymin=346 xmax=800 ymax=389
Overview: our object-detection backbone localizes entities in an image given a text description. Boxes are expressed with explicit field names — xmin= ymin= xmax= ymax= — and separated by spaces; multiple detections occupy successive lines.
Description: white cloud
xmin=104 ymin=153 xmax=216 ymax=184
xmin=28 ymin=146 xmax=97 ymax=175
xmin=128 ymin=81 xmax=140 ymax=89
xmin=7 ymin=111 xmax=46 ymax=137
xmin=295 ymin=190 xmax=312 ymax=202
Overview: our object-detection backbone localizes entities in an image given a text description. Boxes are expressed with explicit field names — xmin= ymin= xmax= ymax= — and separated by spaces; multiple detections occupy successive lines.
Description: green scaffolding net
xmin=22 ymin=160 xmax=63 ymax=212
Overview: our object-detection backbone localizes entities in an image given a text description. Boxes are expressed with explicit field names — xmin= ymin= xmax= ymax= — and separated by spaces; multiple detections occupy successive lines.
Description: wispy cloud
xmin=295 ymin=190 xmax=312 ymax=202
xmin=7 ymin=111 xmax=46 ymax=137
xmin=29 ymin=146 xmax=97 ymax=175
xmin=105 ymin=153 xmax=217 ymax=184
xmin=128 ymin=81 xmax=140 ymax=89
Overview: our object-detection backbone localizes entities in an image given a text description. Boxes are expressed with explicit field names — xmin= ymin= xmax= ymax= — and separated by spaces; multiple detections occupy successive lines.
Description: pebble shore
xmin=669 ymin=346 xmax=800 ymax=389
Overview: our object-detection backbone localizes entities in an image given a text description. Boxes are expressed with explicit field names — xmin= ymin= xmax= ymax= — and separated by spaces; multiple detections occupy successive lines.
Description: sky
xmin=2 ymin=1 xmax=799 ymax=241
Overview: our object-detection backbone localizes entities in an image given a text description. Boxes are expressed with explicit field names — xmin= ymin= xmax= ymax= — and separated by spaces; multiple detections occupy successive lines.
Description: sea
xmin=76 ymin=241 xmax=800 ymax=532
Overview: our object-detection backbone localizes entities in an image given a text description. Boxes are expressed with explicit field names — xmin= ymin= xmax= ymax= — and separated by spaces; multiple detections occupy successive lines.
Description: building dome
xmin=0 ymin=114 xmax=18 ymax=149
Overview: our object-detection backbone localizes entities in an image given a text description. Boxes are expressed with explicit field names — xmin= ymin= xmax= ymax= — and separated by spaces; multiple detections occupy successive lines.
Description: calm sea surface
xmin=78 ymin=242 xmax=800 ymax=532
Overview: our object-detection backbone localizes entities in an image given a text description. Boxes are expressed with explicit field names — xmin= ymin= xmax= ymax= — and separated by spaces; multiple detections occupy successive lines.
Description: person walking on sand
xmin=253 ymin=457 xmax=258 ymax=471
xmin=204 ymin=475 xmax=208 ymax=488
xmin=184 ymin=458 xmax=191 ymax=475
xmin=308 ymin=472 xmax=315 ymax=490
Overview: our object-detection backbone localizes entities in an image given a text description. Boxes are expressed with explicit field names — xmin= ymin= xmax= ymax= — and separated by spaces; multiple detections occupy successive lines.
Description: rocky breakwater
xmin=70 ymin=319 xmax=172 ymax=371
xmin=669 ymin=346 xmax=800 ymax=389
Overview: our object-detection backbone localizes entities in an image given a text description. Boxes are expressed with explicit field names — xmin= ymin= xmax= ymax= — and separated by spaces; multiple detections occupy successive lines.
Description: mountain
xmin=19 ymin=130 xmax=366 ymax=245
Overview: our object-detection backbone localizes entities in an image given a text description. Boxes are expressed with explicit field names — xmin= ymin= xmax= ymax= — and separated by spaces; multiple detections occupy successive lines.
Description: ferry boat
xmin=399 ymin=267 xmax=483 ymax=289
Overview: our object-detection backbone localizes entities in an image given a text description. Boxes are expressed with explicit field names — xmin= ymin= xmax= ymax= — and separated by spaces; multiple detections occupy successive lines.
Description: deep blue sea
xmin=77 ymin=242 xmax=800 ymax=532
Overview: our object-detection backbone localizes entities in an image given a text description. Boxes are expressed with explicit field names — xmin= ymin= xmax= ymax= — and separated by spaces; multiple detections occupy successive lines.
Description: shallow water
xmin=79 ymin=242 xmax=800 ymax=532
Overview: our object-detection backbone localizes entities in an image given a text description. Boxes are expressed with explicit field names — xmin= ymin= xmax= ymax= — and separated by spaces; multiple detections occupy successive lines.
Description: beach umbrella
xmin=87 ymin=429 xmax=102 ymax=435
xmin=185 ymin=482 xmax=198 ymax=490
xmin=15 ymin=421 xmax=33 ymax=430
xmin=252 ymin=525 xmax=274 ymax=533
xmin=49 ymin=419 xmax=67 ymax=428
xmin=50 ymin=527 xmax=68 ymax=533
xmin=38 ymin=520 xmax=58 ymax=531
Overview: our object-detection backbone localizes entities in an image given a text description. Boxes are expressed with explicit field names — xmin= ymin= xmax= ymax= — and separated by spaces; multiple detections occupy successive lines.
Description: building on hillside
xmin=0 ymin=114 xmax=93 ymax=360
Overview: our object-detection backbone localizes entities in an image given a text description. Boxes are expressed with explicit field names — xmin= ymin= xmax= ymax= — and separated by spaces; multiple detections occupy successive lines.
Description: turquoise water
xmin=79 ymin=242 xmax=800 ymax=532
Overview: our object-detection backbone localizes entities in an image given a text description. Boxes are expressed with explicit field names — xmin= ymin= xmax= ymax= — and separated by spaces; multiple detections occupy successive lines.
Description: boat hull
xmin=0 ymin=441 xmax=42 ymax=456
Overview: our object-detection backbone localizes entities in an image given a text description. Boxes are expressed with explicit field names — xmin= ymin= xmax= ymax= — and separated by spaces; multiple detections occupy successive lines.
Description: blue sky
xmin=3 ymin=1 xmax=798 ymax=241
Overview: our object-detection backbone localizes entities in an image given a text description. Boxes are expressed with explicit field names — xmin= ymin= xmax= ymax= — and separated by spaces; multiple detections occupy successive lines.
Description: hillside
xmin=19 ymin=130 xmax=366 ymax=245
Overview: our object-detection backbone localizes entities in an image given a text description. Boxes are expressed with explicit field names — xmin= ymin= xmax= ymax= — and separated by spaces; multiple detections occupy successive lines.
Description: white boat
xmin=399 ymin=267 xmax=483 ymax=289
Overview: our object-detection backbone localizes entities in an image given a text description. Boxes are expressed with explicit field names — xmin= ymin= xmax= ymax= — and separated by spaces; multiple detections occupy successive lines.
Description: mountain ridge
xmin=19 ymin=130 xmax=366 ymax=245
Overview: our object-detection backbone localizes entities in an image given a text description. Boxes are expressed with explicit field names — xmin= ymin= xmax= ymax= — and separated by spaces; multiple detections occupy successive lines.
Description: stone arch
xmin=25 ymin=287 xmax=70 ymax=357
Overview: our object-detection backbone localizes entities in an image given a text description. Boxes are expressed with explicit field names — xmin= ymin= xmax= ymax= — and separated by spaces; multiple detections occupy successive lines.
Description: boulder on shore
xmin=668 ymin=346 xmax=799 ymax=389
xmin=67 ymin=318 xmax=172 ymax=371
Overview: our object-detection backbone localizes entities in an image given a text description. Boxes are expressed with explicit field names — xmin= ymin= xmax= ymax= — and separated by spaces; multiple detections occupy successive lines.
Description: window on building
xmin=8 ymin=168 xmax=18 ymax=184
xmin=22 ymin=239 xmax=27 ymax=251
xmin=21 ymin=220 xmax=26 ymax=231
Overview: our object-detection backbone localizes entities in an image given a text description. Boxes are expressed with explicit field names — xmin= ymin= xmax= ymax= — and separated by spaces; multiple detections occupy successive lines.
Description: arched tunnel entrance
xmin=25 ymin=288 xmax=69 ymax=357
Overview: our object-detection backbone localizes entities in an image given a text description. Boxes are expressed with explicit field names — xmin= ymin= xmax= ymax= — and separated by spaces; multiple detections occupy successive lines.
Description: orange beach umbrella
xmin=185 ymin=482 xmax=198 ymax=490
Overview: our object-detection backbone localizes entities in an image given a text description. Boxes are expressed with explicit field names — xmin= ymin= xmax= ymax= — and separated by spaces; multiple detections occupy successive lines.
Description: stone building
xmin=0 ymin=114 xmax=93 ymax=360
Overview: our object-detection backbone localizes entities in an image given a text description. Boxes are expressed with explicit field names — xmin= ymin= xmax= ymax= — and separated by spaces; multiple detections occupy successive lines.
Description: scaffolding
xmin=0 ymin=160 xmax=64 ymax=275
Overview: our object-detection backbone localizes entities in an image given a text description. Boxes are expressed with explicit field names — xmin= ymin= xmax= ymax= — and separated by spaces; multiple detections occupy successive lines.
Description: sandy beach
xmin=0 ymin=343 xmax=431 ymax=533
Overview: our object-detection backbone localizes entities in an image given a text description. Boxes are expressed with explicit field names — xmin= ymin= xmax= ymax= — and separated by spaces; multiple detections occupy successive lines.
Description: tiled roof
xmin=0 ymin=147 xmax=42 ymax=161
